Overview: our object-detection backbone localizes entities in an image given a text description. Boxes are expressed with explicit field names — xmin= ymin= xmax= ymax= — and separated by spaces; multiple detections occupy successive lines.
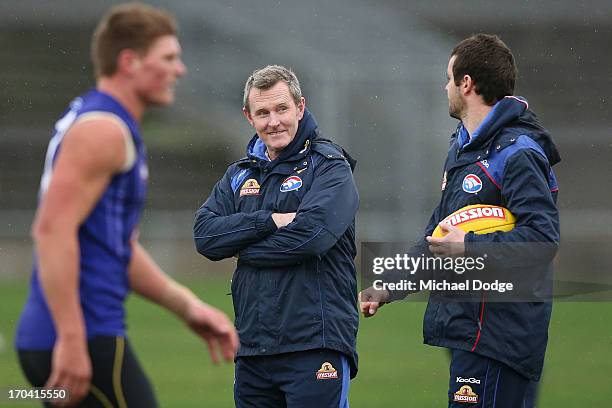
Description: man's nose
xmin=268 ymin=112 xmax=280 ymax=127
xmin=176 ymin=59 xmax=187 ymax=77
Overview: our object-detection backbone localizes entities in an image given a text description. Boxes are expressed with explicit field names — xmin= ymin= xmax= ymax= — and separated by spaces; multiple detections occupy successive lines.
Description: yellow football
xmin=432 ymin=204 xmax=516 ymax=238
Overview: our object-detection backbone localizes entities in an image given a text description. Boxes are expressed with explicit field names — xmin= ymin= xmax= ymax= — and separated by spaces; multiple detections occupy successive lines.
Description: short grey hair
xmin=243 ymin=65 xmax=302 ymax=112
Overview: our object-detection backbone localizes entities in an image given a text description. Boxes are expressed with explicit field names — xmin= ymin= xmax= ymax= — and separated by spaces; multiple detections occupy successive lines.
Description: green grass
xmin=1 ymin=277 xmax=611 ymax=407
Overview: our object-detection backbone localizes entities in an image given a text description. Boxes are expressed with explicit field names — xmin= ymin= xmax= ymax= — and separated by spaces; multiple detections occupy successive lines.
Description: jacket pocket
xmin=277 ymin=260 xmax=322 ymax=346
xmin=437 ymin=301 xmax=481 ymax=344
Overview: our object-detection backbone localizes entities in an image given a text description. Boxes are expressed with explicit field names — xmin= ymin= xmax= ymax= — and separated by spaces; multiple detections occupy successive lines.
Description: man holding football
xmin=360 ymin=34 xmax=560 ymax=407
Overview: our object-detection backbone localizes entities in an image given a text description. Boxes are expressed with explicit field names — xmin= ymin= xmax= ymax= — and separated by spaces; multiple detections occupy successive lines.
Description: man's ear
xmin=296 ymin=97 xmax=306 ymax=120
xmin=461 ymin=74 xmax=475 ymax=95
xmin=243 ymin=107 xmax=254 ymax=127
xmin=116 ymin=49 xmax=141 ymax=76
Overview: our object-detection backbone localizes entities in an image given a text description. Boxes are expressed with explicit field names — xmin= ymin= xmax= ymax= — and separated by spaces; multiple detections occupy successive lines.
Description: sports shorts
xmin=18 ymin=336 xmax=157 ymax=408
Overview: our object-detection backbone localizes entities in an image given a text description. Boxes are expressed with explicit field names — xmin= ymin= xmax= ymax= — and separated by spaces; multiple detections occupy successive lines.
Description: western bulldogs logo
xmin=462 ymin=174 xmax=482 ymax=194
xmin=280 ymin=176 xmax=302 ymax=192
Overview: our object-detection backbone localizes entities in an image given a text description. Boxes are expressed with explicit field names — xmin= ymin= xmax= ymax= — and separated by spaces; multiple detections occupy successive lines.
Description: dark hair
xmin=91 ymin=3 xmax=177 ymax=78
xmin=451 ymin=34 xmax=517 ymax=104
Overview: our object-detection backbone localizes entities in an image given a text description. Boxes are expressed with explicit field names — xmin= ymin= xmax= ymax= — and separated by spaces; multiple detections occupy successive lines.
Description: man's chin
xmin=265 ymin=134 xmax=293 ymax=148
xmin=146 ymin=93 xmax=174 ymax=107
xmin=262 ymin=139 xmax=292 ymax=156
xmin=449 ymin=109 xmax=461 ymax=120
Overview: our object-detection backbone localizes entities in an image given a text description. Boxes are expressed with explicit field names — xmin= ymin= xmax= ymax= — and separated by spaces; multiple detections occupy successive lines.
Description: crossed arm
xmin=194 ymin=158 xmax=358 ymax=267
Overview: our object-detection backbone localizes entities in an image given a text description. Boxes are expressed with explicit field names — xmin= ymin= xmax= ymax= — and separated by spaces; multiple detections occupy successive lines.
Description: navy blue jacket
xmin=421 ymin=96 xmax=560 ymax=381
xmin=194 ymin=110 xmax=360 ymax=377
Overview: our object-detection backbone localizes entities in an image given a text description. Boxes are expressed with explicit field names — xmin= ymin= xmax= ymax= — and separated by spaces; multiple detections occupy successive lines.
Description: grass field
xmin=1 ymin=276 xmax=610 ymax=407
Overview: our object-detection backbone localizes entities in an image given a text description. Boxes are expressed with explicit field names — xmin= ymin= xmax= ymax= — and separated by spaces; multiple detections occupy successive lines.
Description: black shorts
xmin=18 ymin=336 xmax=157 ymax=408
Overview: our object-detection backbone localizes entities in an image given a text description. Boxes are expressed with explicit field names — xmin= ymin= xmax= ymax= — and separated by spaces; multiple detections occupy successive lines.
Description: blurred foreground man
xmin=360 ymin=34 xmax=560 ymax=407
xmin=15 ymin=4 xmax=238 ymax=406
xmin=194 ymin=65 xmax=359 ymax=408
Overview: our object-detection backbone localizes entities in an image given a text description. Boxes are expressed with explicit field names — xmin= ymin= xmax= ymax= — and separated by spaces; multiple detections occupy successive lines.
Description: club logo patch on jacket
xmin=316 ymin=362 xmax=338 ymax=380
xmin=240 ymin=179 xmax=261 ymax=196
xmin=453 ymin=385 xmax=478 ymax=403
xmin=462 ymin=174 xmax=482 ymax=194
xmin=280 ymin=176 xmax=302 ymax=192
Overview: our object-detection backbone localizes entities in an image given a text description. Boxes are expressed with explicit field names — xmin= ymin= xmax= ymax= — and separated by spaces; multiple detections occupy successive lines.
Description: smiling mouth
xmin=268 ymin=130 xmax=286 ymax=136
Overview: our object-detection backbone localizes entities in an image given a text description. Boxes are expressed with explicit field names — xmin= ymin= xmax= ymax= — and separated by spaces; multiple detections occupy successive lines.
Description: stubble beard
xmin=448 ymin=95 xmax=465 ymax=121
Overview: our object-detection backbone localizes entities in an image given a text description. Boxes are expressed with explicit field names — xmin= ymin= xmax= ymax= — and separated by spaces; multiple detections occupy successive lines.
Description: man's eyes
xmin=255 ymin=107 xmax=288 ymax=117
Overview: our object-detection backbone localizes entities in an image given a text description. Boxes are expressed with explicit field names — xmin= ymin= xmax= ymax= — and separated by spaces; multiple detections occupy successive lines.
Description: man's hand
xmin=358 ymin=287 xmax=390 ymax=318
xmin=272 ymin=212 xmax=296 ymax=228
xmin=184 ymin=300 xmax=239 ymax=364
xmin=426 ymin=221 xmax=466 ymax=257
xmin=128 ymin=243 xmax=239 ymax=364
xmin=45 ymin=336 xmax=92 ymax=406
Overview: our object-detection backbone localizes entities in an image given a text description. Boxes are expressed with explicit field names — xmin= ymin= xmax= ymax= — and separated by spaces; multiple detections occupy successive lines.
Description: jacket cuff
xmin=386 ymin=289 xmax=408 ymax=303
xmin=255 ymin=210 xmax=277 ymax=235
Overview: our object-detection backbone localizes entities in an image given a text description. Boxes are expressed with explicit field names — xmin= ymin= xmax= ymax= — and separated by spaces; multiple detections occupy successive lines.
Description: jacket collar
xmin=447 ymin=96 xmax=560 ymax=170
xmin=458 ymin=96 xmax=529 ymax=151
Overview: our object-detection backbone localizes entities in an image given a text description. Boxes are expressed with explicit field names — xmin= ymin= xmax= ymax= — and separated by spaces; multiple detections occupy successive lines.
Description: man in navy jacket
xmin=360 ymin=34 xmax=560 ymax=407
xmin=194 ymin=65 xmax=359 ymax=408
